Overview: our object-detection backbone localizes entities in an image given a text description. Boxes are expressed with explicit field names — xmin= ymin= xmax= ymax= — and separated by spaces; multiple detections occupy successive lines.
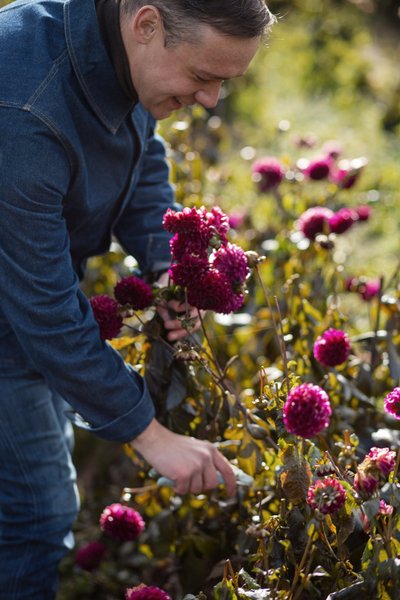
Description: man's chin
xmin=147 ymin=99 xmax=184 ymax=120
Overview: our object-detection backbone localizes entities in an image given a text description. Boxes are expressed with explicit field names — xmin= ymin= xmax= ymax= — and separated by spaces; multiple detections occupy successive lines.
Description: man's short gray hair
xmin=121 ymin=0 xmax=276 ymax=46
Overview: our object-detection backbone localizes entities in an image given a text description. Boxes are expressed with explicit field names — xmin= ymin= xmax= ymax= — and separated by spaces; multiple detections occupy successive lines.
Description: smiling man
xmin=0 ymin=0 xmax=275 ymax=598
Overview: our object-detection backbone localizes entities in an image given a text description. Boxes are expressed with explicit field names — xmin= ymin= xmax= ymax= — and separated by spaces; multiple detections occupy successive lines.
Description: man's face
xmin=121 ymin=11 xmax=261 ymax=120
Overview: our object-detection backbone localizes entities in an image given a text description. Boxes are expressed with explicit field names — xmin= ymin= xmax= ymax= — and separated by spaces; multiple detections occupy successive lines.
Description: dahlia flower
xmin=297 ymin=206 xmax=334 ymax=240
xmin=328 ymin=208 xmax=358 ymax=234
xmin=359 ymin=278 xmax=381 ymax=301
xmin=169 ymin=232 xmax=209 ymax=260
xmin=212 ymin=242 xmax=249 ymax=284
xmin=354 ymin=205 xmax=372 ymax=221
xmin=187 ymin=270 xmax=244 ymax=314
xmin=75 ymin=541 xmax=107 ymax=571
xmin=202 ymin=205 xmax=230 ymax=240
xmin=90 ymin=295 xmax=122 ymax=340
xmin=303 ymin=157 xmax=332 ymax=180
xmin=378 ymin=500 xmax=394 ymax=516
xmin=366 ymin=447 xmax=396 ymax=477
xmin=100 ymin=503 xmax=145 ymax=541
xmin=307 ymin=477 xmax=346 ymax=514
xmin=251 ymin=156 xmax=285 ymax=192
xmin=168 ymin=254 xmax=210 ymax=287
xmin=114 ymin=276 xmax=154 ymax=310
xmin=283 ymin=383 xmax=332 ymax=438
xmin=354 ymin=469 xmax=379 ymax=497
xmin=313 ymin=328 xmax=351 ymax=367
xmin=126 ymin=585 xmax=172 ymax=600
xmin=384 ymin=387 xmax=400 ymax=420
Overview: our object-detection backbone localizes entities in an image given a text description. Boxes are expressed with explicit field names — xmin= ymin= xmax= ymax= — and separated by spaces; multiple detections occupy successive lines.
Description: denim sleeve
xmin=113 ymin=127 xmax=180 ymax=275
xmin=0 ymin=110 xmax=155 ymax=442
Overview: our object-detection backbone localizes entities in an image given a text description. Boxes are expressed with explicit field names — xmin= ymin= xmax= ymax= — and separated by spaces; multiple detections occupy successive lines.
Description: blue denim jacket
xmin=0 ymin=0 xmax=177 ymax=442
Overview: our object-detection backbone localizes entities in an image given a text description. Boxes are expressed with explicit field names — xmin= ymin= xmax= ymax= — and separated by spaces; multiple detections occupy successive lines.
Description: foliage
xmin=40 ymin=1 xmax=400 ymax=599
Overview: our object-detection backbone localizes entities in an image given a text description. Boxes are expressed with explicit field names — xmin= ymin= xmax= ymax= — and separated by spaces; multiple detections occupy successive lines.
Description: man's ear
xmin=131 ymin=6 xmax=162 ymax=44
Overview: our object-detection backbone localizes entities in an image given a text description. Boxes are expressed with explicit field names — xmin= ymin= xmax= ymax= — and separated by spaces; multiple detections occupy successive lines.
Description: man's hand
xmin=155 ymin=271 xmax=203 ymax=342
xmin=131 ymin=419 xmax=236 ymax=496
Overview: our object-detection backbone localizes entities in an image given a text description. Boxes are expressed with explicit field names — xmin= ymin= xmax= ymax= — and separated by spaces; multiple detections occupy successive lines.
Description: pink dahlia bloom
xmin=297 ymin=207 xmax=334 ymax=240
xmin=228 ymin=210 xmax=246 ymax=230
xmin=114 ymin=276 xmax=154 ymax=310
xmin=126 ymin=585 xmax=172 ymax=600
xmin=283 ymin=383 xmax=332 ymax=438
xmin=384 ymin=387 xmax=400 ymax=420
xmin=354 ymin=469 xmax=379 ymax=497
xmin=169 ymin=254 xmax=210 ymax=287
xmin=307 ymin=477 xmax=346 ymax=514
xmin=330 ymin=158 xmax=366 ymax=189
xmin=75 ymin=541 xmax=107 ymax=571
xmin=321 ymin=140 xmax=342 ymax=160
xmin=303 ymin=157 xmax=332 ymax=180
xmin=90 ymin=295 xmax=122 ymax=340
xmin=359 ymin=278 xmax=381 ymax=301
xmin=354 ymin=205 xmax=372 ymax=222
xmin=251 ymin=156 xmax=285 ymax=192
xmin=313 ymin=328 xmax=351 ymax=367
xmin=366 ymin=447 xmax=396 ymax=477
xmin=163 ymin=207 xmax=209 ymax=238
xmin=169 ymin=232 xmax=209 ymax=261
xmin=379 ymin=500 xmax=394 ymax=516
xmin=212 ymin=243 xmax=249 ymax=284
xmin=201 ymin=205 xmax=230 ymax=241
xmin=187 ymin=270 xmax=244 ymax=314
xmin=100 ymin=503 xmax=145 ymax=542
xmin=328 ymin=208 xmax=358 ymax=234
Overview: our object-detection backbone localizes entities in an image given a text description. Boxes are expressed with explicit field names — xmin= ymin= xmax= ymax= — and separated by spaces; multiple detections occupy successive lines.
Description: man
xmin=0 ymin=0 xmax=275 ymax=597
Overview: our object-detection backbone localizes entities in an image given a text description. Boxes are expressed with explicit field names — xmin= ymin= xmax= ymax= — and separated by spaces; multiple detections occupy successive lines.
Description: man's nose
xmin=194 ymin=82 xmax=223 ymax=109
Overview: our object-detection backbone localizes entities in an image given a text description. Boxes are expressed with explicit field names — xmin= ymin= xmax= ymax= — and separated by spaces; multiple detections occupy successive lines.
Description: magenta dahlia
xmin=359 ymin=278 xmax=380 ymax=301
xmin=307 ymin=477 xmax=346 ymax=515
xmin=354 ymin=469 xmax=379 ymax=497
xmin=187 ymin=270 xmax=244 ymax=314
xmin=125 ymin=584 xmax=172 ymax=600
xmin=90 ymin=295 xmax=122 ymax=340
xmin=313 ymin=328 xmax=351 ymax=367
xmin=251 ymin=156 xmax=285 ymax=192
xmin=100 ymin=503 xmax=145 ymax=541
xmin=114 ymin=276 xmax=154 ymax=310
xmin=283 ymin=383 xmax=332 ymax=438
xmin=163 ymin=206 xmax=208 ymax=237
xmin=384 ymin=387 xmax=400 ymax=420
xmin=75 ymin=541 xmax=107 ymax=571
xmin=212 ymin=243 xmax=249 ymax=284
xmin=169 ymin=232 xmax=209 ymax=260
xmin=366 ymin=447 xmax=396 ymax=477
xmin=328 ymin=208 xmax=358 ymax=234
xmin=354 ymin=205 xmax=372 ymax=222
xmin=297 ymin=207 xmax=334 ymax=240
xmin=378 ymin=500 xmax=394 ymax=516
xmin=169 ymin=254 xmax=210 ymax=287
xmin=303 ymin=157 xmax=332 ymax=180
xmin=201 ymin=205 xmax=230 ymax=241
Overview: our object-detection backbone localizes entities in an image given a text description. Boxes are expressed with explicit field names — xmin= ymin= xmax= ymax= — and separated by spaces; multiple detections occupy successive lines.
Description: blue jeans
xmin=0 ymin=364 xmax=80 ymax=599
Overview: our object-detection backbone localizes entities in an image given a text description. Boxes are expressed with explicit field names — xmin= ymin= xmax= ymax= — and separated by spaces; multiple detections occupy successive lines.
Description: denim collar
xmin=64 ymin=0 xmax=135 ymax=134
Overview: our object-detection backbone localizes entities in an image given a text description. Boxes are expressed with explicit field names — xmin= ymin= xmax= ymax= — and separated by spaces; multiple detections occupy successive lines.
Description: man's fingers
xmin=213 ymin=451 xmax=237 ymax=497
